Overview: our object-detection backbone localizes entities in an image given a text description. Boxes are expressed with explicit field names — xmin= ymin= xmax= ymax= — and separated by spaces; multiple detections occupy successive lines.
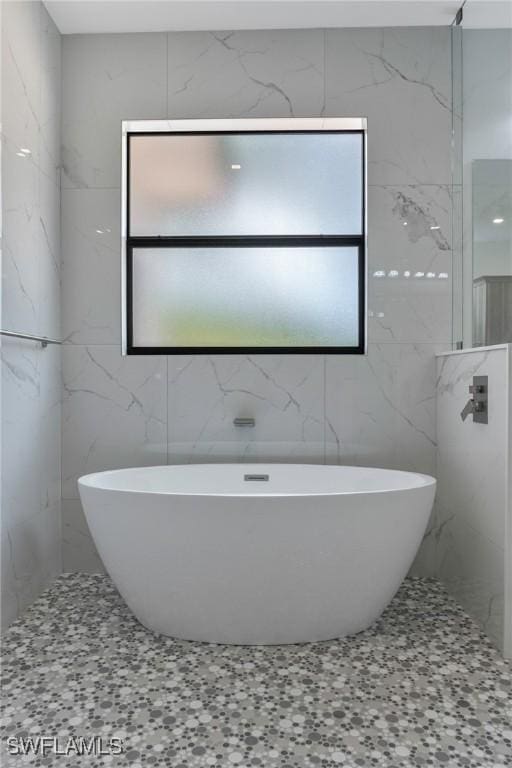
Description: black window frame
xmin=125 ymin=129 xmax=366 ymax=355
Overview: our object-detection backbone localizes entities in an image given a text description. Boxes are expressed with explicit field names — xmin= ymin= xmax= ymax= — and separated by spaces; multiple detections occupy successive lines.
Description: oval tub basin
xmin=78 ymin=464 xmax=436 ymax=645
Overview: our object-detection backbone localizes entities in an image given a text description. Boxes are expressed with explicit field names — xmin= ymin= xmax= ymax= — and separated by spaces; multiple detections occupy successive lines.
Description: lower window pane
xmin=131 ymin=246 xmax=360 ymax=349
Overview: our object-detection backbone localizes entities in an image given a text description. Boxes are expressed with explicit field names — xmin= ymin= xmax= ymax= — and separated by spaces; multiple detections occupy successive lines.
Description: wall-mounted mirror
xmin=472 ymin=159 xmax=512 ymax=345
xmin=454 ymin=5 xmax=512 ymax=349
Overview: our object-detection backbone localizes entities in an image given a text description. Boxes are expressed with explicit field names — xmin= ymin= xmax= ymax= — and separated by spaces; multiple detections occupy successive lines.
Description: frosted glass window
xmin=129 ymin=133 xmax=363 ymax=236
xmin=131 ymin=246 xmax=360 ymax=349
xmin=124 ymin=123 xmax=366 ymax=353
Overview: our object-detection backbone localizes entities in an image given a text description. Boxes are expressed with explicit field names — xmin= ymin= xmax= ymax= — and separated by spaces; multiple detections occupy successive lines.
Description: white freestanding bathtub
xmin=78 ymin=464 xmax=435 ymax=645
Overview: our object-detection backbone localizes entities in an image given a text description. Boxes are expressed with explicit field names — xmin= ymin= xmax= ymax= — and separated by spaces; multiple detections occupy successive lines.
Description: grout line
xmin=367 ymin=183 xmax=458 ymax=187
xmin=60 ymin=342 xmax=455 ymax=349
xmin=166 ymin=33 xmax=169 ymax=118
xmin=59 ymin=21 xmax=65 ymax=575
xmin=61 ymin=187 xmax=121 ymax=192
xmin=61 ymin=342 xmax=123 ymax=347
xmin=166 ymin=356 xmax=169 ymax=465
xmin=323 ymin=354 xmax=327 ymax=465
xmin=323 ymin=28 xmax=327 ymax=117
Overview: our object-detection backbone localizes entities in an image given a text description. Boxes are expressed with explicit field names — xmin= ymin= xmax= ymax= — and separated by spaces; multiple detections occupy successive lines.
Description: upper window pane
xmin=129 ymin=132 xmax=363 ymax=236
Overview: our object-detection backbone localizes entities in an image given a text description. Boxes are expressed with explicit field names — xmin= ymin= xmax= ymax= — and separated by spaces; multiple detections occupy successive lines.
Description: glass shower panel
xmin=129 ymin=133 xmax=363 ymax=236
xmin=131 ymin=246 xmax=360 ymax=348
xmin=451 ymin=22 xmax=463 ymax=347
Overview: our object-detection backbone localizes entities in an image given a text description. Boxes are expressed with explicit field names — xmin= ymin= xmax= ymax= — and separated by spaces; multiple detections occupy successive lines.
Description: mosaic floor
xmin=1 ymin=575 xmax=511 ymax=768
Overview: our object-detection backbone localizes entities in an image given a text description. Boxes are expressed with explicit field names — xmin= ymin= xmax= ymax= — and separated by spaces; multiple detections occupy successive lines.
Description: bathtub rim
xmin=78 ymin=463 xmax=436 ymax=498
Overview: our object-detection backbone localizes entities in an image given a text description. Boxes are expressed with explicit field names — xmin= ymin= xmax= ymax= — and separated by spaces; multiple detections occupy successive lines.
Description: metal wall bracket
xmin=233 ymin=417 xmax=255 ymax=428
xmin=0 ymin=329 xmax=60 ymax=348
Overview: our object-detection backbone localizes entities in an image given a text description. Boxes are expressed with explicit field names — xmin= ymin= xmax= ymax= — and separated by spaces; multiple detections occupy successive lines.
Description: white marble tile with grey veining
xmin=1 ymin=144 xmax=40 ymax=336
xmin=436 ymin=348 xmax=508 ymax=551
xmin=61 ymin=189 xmax=121 ymax=345
xmin=57 ymin=25 xmax=454 ymax=589
xmin=409 ymin=503 xmax=439 ymax=579
xmin=1 ymin=341 xmax=42 ymax=531
xmin=1 ymin=340 xmax=61 ymax=529
xmin=38 ymin=175 xmax=61 ymax=339
xmin=0 ymin=0 xmax=62 ymax=632
xmin=325 ymin=27 xmax=452 ymax=185
xmin=326 ymin=343 xmax=444 ymax=580
xmin=62 ymin=346 xmax=167 ymax=499
xmin=167 ymin=355 xmax=325 ymax=464
xmin=0 ymin=533 xmax=19 ymax=631
xmin=62 ymin=500 xmax=106 ymax=575
xmin=61 ymin=33 xmax=167 ymax=189
xmin=39 ymin=344 xmax=62 ymax=516
xmin=435 ymin=347 xmax=510 ymax=651
xmin=167 ymin=29 xmax=325 ymax=120
xmin=0 ymin=505 xmax=60 ymax=634
xmin=368 ymin=185 xmax=453 ymax=343
xmin=437 ymin=512 xmax=505 ymax=652
xmin=325 ymin=344 xmax=442 ymax=476
xmin=39 ymin=4 xmax=61 ymax=187
xmin=1 ymin=0 xmax=42 ymax=160
xmin=2 ymin=1 xmax=61 ymax=187
xmin=2 ymin=2 xmax=61 ymax=339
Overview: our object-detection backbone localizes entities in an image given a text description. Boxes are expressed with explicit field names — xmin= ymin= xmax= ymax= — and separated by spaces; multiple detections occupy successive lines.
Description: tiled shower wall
xmin=61 ymin=28 xmax=454 ymax=571
xmin=1 ymin=1 xmax=62 ymax=628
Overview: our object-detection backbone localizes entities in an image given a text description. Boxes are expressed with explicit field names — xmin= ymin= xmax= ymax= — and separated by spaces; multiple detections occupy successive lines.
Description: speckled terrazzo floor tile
xmin=1 ymin=575 xmax=511 ymax=767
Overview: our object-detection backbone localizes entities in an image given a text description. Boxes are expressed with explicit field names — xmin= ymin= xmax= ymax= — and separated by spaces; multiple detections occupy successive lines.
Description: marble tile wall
xmin=1 ymin=1 xmax=62 ymax=629
xmin=435 ymin=346 xmax=511 ymax=655
xmin=60 ymin=27 xmax=454 ymax=572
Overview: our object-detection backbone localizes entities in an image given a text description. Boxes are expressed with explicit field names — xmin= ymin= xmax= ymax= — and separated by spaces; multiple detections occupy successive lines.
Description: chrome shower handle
xmin=460 ymin=376 xmax=488 ymax=424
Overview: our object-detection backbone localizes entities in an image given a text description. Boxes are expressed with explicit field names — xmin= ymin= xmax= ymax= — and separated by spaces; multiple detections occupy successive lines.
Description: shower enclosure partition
xmin=437 ymin=1 xmax=512 ymax=657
